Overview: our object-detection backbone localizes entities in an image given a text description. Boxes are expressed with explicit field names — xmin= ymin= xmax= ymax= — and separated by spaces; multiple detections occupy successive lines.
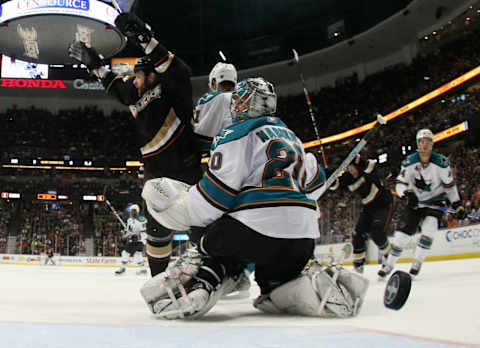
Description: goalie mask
xmin=208 ymin=62 xmax=237 ymax=91
xmin=230 ymin=78 xmax=277 ymax=123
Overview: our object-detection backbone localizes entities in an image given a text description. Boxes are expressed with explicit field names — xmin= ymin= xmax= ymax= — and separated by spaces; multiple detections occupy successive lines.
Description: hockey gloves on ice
xmin=68 ymin=41 xmax=104 ymax=72
xmin=452 ymin=201 xmax=466 ymax=220
xmin=115 ymin=12 xmax=153 ymax=45
xmin=403 ymin=190 xmax=418 ymax=209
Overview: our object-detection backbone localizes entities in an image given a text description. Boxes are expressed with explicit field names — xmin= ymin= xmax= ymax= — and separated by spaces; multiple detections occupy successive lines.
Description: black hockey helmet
xmin=134 ymin=55 xmax=155 ymax=74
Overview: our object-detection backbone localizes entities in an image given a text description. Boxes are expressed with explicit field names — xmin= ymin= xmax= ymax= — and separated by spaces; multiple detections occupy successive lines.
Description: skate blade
xmin=221 ymin=290 xmax=250 ymax=300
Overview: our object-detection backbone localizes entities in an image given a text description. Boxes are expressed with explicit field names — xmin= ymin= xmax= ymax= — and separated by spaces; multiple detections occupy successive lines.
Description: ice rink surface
xmin=0 ymin=258 xmax=479 ymax=348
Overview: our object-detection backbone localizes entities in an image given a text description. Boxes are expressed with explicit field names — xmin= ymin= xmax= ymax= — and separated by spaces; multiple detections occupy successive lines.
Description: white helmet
xmin=230 ymin=77 xmax=277 ymax=123
xmin=129 ymin=204 xmax=140 ymax=213
xmin=416 ymin=128 xmax=434 ymax=146
xmin=208 ymin=62 xmax=237 ymax=91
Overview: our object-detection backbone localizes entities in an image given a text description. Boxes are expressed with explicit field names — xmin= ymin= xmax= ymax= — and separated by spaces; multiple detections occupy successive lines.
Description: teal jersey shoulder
xmin=430 ymin=151 xmax=450 ymax=168
xmin=402 ymin=152 xmax=420 ymax=167
xmin=212 ymin=116 xmax=287 ymax=149
xmin=401 ymin=152 xmax=449 ymax=168
xmin=136 ymin=215 xmax=147 ymax=223
xmin=196 ymin=91 xmax=222 ymax=106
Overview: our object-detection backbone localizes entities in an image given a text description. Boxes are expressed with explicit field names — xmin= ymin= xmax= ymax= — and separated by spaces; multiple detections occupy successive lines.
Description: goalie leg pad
xmin=310 ymin=265 xmax=355 ymax=318
xmin=140 ymin=249 xmax=227 ymax=319
xmin=254 ymin=264 xmax=365 ymax=318
xmin=336 ymin=268 xmax=369 ymax=314
xmin=254 ymin=275 xmax=322 ymax=316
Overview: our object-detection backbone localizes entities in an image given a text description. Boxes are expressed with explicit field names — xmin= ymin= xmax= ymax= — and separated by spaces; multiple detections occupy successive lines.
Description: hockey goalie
xmin=140 ymin=78 xmax=369 ymax=319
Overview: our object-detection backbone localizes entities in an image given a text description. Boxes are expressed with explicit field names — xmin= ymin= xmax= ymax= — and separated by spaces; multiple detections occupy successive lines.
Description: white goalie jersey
xmin=193 ymin=91 xmax=233 ymax=152
xmin=395 ymin=151 xmax=460 ymax=208
xmin=188 ymin=116 xmax=326 ymax=239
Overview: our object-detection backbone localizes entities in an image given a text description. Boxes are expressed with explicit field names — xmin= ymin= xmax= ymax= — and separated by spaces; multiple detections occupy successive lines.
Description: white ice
xmin=0 ymin=258 xmax=479 ymax=348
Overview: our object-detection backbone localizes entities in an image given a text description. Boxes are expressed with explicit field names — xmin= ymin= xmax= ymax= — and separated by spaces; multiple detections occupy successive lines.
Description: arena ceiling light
xmin=0 ymin=0 xmax=125 ymax=64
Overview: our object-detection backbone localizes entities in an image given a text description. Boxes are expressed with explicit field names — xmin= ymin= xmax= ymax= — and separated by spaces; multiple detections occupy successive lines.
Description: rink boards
xmin=2 ymin=223 xmax=480 ymax=267
xmin=314 ymin=222 xmax=480 ymax=265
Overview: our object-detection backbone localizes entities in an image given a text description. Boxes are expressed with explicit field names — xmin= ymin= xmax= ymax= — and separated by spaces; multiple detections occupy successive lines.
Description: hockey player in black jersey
xmin=329 ymin=154 xmax=393 ymax=274
xmin=68 ymin=12 xmax=202 ymax=277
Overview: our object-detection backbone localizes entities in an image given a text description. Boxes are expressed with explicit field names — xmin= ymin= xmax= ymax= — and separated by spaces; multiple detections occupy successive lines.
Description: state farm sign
xmin=0 ymin=78 xmax=67 ymax=89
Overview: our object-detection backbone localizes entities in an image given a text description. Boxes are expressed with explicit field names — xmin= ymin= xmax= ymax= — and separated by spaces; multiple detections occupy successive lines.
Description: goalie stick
xmin=316 ymin=114 xmax=387 ymax=198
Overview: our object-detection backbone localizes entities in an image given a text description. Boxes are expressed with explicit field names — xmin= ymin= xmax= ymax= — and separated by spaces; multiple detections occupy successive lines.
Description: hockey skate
xmin=377 ymin=264 xmax=393 ymax=280
xmin=353 ymin=262 xmax=364 ymax=274
xmin=115 ymin=267 xmax=126 ymax=275
xmin=409 ymin=259 xmax=422 ymax=277
xmin=221 ymin=270 xmax=251 ymax=300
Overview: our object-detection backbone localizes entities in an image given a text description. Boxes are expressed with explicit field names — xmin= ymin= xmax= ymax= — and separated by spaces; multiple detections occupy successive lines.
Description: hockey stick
xmin=219 ymin=51 xmax=227 ymax=62
xmin=111 ymin=0 xmax=123 ymax=13
xmin=316 ymin=114 xmax=387 ymax=198
xmin=291 ymin=49 xmax=328 ymax=168
xmin=103 ymin=185 xmax=128 ymax=231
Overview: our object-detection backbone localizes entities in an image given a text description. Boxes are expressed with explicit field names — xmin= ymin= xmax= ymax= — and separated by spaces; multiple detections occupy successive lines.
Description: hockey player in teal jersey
xmin=378 ymin=129 xmax=465 ymax=278
xmin=115 ymin=204 xmax=148 ymax=275
xmin=139 ymin=78 xmax=369 ymax=319
xmin=193 ymin=62 xmax=237 ymax=155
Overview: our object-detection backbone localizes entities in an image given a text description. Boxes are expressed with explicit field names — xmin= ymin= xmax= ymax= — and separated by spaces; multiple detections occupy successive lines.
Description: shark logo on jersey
xmin=213 ymin=129 xmax=234 ymax=147
xmin=414 ymin=174 xmax=431 ymax=192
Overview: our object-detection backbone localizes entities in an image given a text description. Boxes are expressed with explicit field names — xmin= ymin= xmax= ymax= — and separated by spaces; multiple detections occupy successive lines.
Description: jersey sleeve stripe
xmin=141 ymin=108 xmax=185 ymax=157
xmin=233 ymin=189 xmax=317 ymax=212
xmin=205 ymin=170 xmax=239 ymax=196
xmin=395 ymin=180 xmax=408 ymax=186
xmin=197 ymin=182 xmax=231 ymax=211
xmin=305 ymin=164 xmax=326 ymax=193
xmin=419 ymin=193 xmax=447 ymax=204
xmin=442 ymin=181 xmax=456 ymax=188
xmin=153 ymin=52 xmax=174 ymax=73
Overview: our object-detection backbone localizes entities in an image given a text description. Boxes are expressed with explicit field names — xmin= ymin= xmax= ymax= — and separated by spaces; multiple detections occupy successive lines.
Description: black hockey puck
xmin=384 ymin=270 xmax=411 ymax=310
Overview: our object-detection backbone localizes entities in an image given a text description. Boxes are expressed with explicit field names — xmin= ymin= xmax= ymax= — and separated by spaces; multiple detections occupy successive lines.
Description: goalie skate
xmin=221 ymin=270 xmax=251 ymax=300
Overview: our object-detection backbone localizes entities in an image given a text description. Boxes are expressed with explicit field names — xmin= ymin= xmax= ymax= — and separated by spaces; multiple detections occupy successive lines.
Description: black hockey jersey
xmin=333 ymin=157 xmax=392 ymax=208
xmin=101 ymin=44 xmax=201 ymax=184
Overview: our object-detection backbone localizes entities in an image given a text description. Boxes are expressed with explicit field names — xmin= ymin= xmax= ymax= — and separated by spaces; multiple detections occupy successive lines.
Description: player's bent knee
xmin=254 ymin=275 xmax=322 ymax=316
xmin=254 ymin=264 xmax=369 ymax=318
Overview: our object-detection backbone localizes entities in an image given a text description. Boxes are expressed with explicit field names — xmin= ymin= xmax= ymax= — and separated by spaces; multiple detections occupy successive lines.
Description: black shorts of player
xmin=124 ymin=240 xmax=144 ymax=255
xmin=397 ymin=206 xmax=443 ymax=236
xmin=354 ymin=190 xmax=393 ymax=249
xmin=199 ymin=215 xmax=314 ymax=295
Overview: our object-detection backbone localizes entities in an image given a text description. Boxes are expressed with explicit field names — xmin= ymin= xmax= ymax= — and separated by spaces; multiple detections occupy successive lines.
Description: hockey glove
xmin=115 ymin=12 xmax=153 ymax=45
xmin=452 ymin=201 xmax=466 ymax=220
xmin=403 ymin=190 xmax=418 ymax=209
xmin=68 ymin=41 xmax=104 ymax=71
